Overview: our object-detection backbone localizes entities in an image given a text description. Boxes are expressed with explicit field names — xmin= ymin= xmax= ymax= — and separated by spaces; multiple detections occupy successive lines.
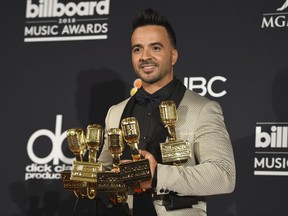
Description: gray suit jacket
xmin=98 ymin=89 xmax=236 ymax=216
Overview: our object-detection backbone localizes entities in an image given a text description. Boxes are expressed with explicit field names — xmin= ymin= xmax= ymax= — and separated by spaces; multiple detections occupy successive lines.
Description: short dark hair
xmin=131 ymin=8 xmax=177 ymax=48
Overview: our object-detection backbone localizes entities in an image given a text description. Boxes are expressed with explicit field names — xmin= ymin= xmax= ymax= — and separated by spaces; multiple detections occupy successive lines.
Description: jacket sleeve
xmin=155 ymin=101 xmax=236 ymax=196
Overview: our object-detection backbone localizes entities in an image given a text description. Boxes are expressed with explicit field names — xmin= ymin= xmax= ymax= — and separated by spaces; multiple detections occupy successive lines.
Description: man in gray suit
xmin=98 ymin=8 xmax=235 ymax=216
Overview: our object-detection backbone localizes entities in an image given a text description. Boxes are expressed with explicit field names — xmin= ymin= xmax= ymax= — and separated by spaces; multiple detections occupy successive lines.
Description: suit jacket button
xmin=165 ymin=189 xmax=169 ymax=193
xmin=160 ymin=189 xmax=164 ymax=193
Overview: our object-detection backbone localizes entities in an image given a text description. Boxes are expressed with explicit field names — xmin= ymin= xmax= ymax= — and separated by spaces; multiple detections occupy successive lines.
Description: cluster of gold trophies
xmin=61 ymin=100 xmax=192 ymax=203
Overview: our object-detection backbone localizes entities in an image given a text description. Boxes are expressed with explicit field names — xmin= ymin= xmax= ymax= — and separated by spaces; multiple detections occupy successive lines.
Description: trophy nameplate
xmin=61 ymin=170 xmax=91 ymax=198
xmin=71 ymin=161 xmax=103 ymax=183
xmin=160 ymin=140 xmax=191 ymax=164
xmin=61 ymin=170 xmax=82 ymax=190
xmin=120 ymin=159 xmax=151 ymax=183
xmin=159 ymin=100 xmax=192 ymax=164
xmin=97 ymin=171 xmax=127 ymax=192
xmin=120 ymin=117 xmax=151 ymax=183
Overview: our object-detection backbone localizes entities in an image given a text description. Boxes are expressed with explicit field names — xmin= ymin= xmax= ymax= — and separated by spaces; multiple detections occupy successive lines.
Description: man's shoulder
xmin=183 ymin=89 xmax=212 ymax=104
xmin=181 ymin=89 xmax=223 ymax=114
xmin=105 ymin=97 xmax=131 ymax=127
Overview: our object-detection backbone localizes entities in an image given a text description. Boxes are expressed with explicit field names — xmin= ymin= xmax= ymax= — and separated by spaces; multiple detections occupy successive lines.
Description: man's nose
xmin=139 ymin=48 xmax=152 ymax=61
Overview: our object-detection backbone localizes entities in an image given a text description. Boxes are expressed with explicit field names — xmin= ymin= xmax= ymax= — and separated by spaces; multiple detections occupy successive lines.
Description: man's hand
xmin=139 ymin=149 xmax=158 ymax=189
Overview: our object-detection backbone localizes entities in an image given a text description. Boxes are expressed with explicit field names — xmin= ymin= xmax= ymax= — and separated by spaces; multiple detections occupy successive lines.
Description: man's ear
xmin=172 ymin=49 xmax=178 ymax=65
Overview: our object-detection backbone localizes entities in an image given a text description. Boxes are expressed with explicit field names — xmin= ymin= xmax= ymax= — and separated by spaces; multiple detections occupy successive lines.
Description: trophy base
xmin=119 ymin=159 xmax=151 ymax=184
xmin=97 ymin=171 xmax=127 ymax=192
xmin=61 ymin=170 xmax=78 ymax=190
xmin=71 ymin=161 xmax=103 ymax=183
xmin=160 ymin=140 xmax=192 ymax=164
xmin=61 ymin=170 xmax=86 ymax=191
xmin=61 ymin=170 xmax=98 ymax=199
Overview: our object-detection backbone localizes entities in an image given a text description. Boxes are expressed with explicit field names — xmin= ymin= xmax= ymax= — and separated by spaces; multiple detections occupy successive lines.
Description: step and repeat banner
xmin=1 ymin=0 xmax=288 ymax=215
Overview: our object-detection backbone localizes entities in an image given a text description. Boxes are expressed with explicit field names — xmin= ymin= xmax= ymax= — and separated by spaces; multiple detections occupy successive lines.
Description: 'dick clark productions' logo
xmin=24 ymin=0 xmax=110 ymax=42
xmin=261 ymin=0 xmax=288 ymax=28
xmin=254 ymin=122 xmax=288 ymax=176
xmin=25 ymin=115 xmax=73 ymax=180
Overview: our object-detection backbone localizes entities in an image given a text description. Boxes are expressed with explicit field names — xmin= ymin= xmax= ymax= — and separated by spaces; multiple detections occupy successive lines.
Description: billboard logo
xmin=25 ymin=115 xmax=73 ymax=180
xmin=26 ymin=0 xmax=109 ymax=18
xmin=24 ymin=0 xmax=110 ymax=42
xmin=254 ymin=122 xmax=288 ymax=176
xmin=255 ymin=125 xmax=288 ymax=148
xmin=261 ymin=1 xmax=288 ymax=28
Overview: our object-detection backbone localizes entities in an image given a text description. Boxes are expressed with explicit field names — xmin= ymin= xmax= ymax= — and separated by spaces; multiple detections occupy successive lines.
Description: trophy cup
xmin=159 ymin=100 xmax=192 ymax=165
xmin=96 ymin=128 xmax=127 ymax=195
xmin=119 ymin=117 xmax=151 ymax=184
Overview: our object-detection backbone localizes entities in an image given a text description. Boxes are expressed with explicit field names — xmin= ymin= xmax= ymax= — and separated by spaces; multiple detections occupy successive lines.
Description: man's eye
xmin=152 ymin=46 xmax=161 ymax=51
xmin=133 ymin=47 xmax=141 ymax=53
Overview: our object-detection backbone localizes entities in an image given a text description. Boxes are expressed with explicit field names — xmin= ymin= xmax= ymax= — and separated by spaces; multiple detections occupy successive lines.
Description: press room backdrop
xmin=1 ymin=0 xmax=288 ymax=215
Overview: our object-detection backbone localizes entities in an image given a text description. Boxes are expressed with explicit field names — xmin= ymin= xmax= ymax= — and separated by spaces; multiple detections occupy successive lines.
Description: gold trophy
xmin=97 ymin=128 xmax=127 ymax=194
xmin=61 ymin=125 xmax=103 ymax=199
xmin=159 ymin=100 xmax=192 ymax=165
xmin=119 ymin=117 xmax=151 ymax=184
xmin=61 ymin=128 xmax=87 ymax=198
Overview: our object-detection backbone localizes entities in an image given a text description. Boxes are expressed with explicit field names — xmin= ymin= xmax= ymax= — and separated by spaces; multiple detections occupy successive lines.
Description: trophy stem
xmin=128 ymin=143 xmax=141 ymax=161
xmin=88 ymin=148 xmax=97 ymax=163
xmin=112 ymin=154 xmax=121 ymax=168
xmin=167 ymin=126 xmax=177 ymax=141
